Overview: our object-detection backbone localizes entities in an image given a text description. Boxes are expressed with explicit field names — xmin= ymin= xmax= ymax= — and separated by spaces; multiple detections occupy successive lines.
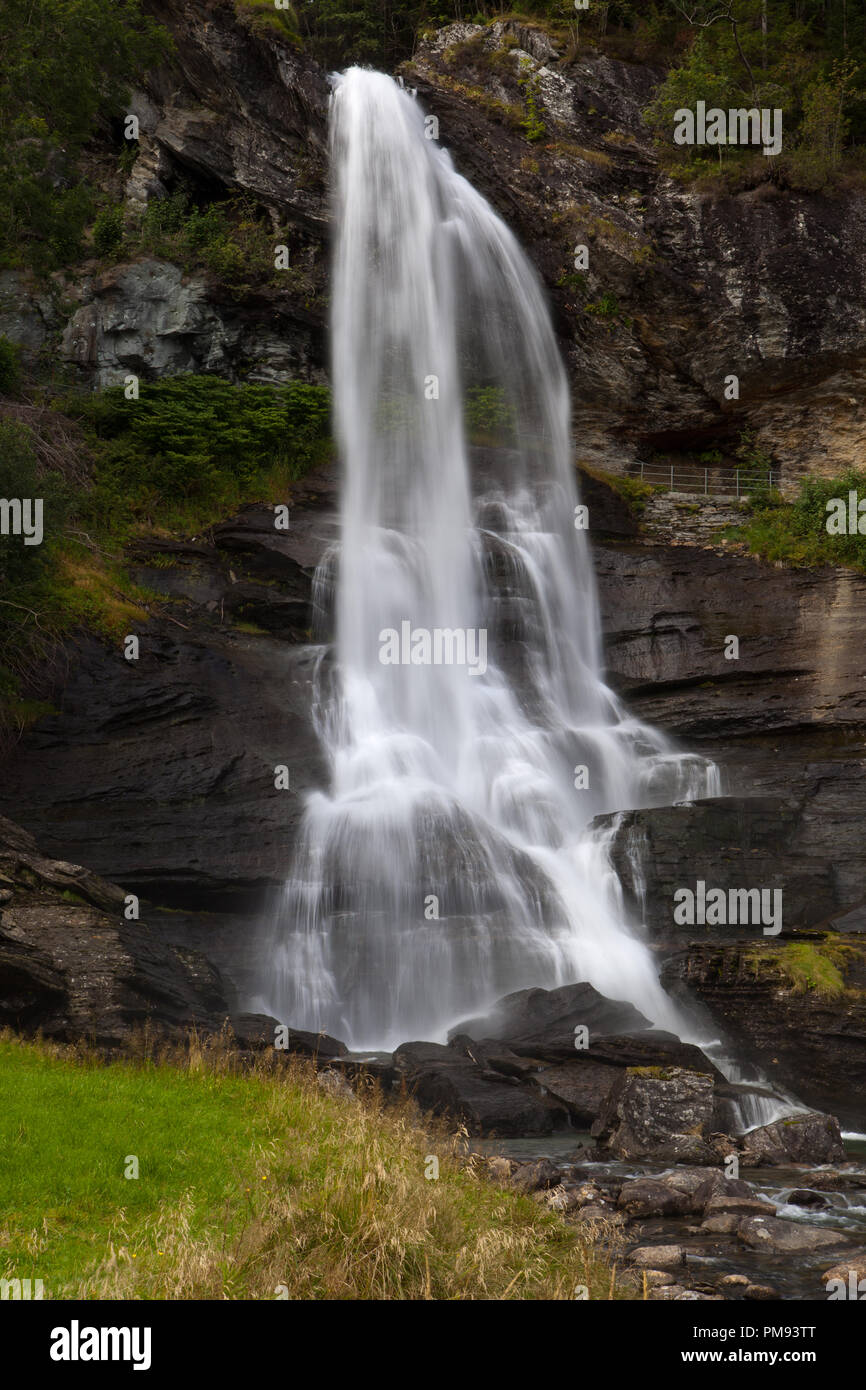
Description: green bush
xmin=137 ymin=193 xmax=285 ymax=292
xmin=735 ymin=465 xmax=866 ymax=572
xmin=0 ymin=422 xmax=70 ymax=587
xmin=92 ymin=206 xmax=125 ymax=258
xmin=68 ymin=374 xmax=332 ymax=527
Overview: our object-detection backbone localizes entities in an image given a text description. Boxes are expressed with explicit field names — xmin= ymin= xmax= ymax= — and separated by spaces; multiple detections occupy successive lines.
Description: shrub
xmin=92 ymin=206 xmax=125 ymax=258
xmin=68 ymin=374 xmax=332 ymax=527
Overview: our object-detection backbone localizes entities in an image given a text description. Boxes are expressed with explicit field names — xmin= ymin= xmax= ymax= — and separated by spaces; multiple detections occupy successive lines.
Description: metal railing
xmin=633 ymin=460 xmax=777 ymax=499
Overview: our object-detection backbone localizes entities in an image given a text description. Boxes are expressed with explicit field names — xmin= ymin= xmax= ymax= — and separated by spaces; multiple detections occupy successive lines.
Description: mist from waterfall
xmin=258 ymin=67 xmax=722 ymax=1052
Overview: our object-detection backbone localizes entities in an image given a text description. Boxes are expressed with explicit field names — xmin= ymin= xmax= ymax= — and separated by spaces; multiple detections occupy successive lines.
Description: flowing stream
xmin=260 ymin=68 xmax=737 ymax=1060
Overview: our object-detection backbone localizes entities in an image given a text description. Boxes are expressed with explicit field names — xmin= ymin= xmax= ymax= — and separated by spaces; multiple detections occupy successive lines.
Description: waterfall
xmin=257 ymin=67 xmax=721 ymax=1052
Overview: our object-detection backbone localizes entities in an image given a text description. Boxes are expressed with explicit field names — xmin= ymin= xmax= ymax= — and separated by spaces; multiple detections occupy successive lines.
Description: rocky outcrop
xmin=662 ymin=940 xmax=866 ymax=1131
xmin=407 ymin=21 xmax=866 ymax=484
xmin=741 ymin=1113 xmax=847 ymax=1166
xmin=591 ymin=1066 xmax=720 ymax=1164
xmin=0 ymin=814 xmax=232 ymax=1043
xmin=601 ymin=796 xmax=839 ymax=942
xmin=0 ymin=474 xmax=338 ymax=910
xmin=60 ymin=259 xmax=325 ymax=389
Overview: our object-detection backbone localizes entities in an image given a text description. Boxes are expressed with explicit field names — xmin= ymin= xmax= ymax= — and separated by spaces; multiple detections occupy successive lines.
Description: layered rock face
xmin=405 ymin=21 xmax=866 ymax=484
xmin=0 ymin=815 xmax=231 ymax=1043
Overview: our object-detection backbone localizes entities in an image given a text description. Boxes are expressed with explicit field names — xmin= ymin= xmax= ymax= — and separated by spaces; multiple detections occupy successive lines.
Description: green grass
xmin=0 ymin=1033 xmax=624 ymax=1300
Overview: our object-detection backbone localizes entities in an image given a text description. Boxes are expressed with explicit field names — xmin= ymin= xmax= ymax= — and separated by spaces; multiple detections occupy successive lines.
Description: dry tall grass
xmin=2 ymin=1029 xmax=626 ymax=1300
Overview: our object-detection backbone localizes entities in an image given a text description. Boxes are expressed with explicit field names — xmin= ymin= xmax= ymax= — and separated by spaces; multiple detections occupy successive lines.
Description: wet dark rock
xmin=787 ymin=1188 xmax=830 ymax=1209
xmin=447 ymin=983 xmax=723 ymax=1126
xmin=617 ymin=1179 xmax=691 ymax=1219
xmin=393 ymin=1042 xmax=568 ymax=1138
xmin=661 ymin=941 xmax=866 ymax=1131
xmin=740 ymin=1112 xmax=847 ymax=1167
xmin=0 ymin=479 xmax=340 ymax=917
xmin=603 ymin=797 xmax=834 ymax=942
xmin=449 ymin=981 xmax=651 ymax=1051
xmin=591 ymin=1066 xmax=718 ymax=1163
xmin=229 ymin=1011 xmax=348 ymax=1061
xmin=738 ymin=1216 xmax=849 ymax=1253
xmin=0 ymin=815 xmax=231 ymax=1044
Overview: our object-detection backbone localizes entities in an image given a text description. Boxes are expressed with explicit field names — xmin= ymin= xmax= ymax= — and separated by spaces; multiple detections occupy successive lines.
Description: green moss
xmin=745 ymin=938 xmax=864 ymax=999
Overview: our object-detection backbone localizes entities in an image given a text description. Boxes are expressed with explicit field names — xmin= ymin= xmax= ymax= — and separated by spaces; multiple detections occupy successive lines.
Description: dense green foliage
xmin=642 ymin=2 xmax=866 ymax=189
xmin=0 ymin=0 xmax=168 ymax=271
xmin=732 ymin=466 xmax=866 ymax=570
xmin=66 ymin=375 xmax=331 ymax=526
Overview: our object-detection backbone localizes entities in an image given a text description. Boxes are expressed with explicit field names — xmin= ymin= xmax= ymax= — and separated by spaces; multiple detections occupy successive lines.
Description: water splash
xmin=258 ymin=68 xmax=720 ymax=1051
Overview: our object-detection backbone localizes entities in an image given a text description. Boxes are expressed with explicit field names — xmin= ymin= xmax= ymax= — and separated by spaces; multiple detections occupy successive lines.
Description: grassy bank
xmin=0 ymin=1032 xmax=622 ymax=1300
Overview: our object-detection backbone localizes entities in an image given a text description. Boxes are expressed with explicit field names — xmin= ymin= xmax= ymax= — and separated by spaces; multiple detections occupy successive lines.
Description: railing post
xmin=736 ymin=468 xmax=740 ymax=499
xmin=670 ymin=463 xmax=674 ymax=489
xmin=704 ymin=467 xmax=708 ymax=496
xmin=640 ymin=460 xmax=644 ymax=481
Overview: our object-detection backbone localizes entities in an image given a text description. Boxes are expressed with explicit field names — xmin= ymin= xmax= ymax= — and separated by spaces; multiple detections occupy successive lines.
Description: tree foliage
xmin=0 ymin=0 xmax=169 ymax=270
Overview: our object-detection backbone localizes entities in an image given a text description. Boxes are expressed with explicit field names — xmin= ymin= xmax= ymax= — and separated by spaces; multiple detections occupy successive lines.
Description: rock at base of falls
xmin=591 ymin=1067 xmax=720 ymax=1164
xmin=739 ymin=1112 xmax=847 ymax=1167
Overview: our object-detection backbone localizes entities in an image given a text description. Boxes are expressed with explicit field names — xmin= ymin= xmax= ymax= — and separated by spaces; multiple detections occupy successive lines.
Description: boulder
xmin=591 ymin=1066 xmax=718 ymax=1163
xmin=449 ymin=981 xmax=651 ymax=1053
xmin=821 ymin=1253 xmax=866 ymax=1286
xmin=740 ymin=1112 xmax=847 ymax=1166
xmin=786 ymin=1188 xmax=830 ymax=1209
xmin=508 ymin=1160 xmax=564 ymax=1194
xmin=628 ymin=1245 xmax=687 ymax=1270
xmin=229 ymin=1012 xmax=348 ymax=1060
xmin=701 ymin=1214 xmax=741 ymax=1235
xmin=617 ymin=1178 xmax=691 ymax=1218
xmin=394 ymin=1045 xmax=567 ymax=1137
xmin=738 ymin=1217 xmax=850 ymax=1253
xmin=703 ymin=1195 xmax=777 ymax=1219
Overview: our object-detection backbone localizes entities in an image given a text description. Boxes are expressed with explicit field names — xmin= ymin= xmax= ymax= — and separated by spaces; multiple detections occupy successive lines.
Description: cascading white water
xmin=258 ymin=68 xmax=723 ymax=1052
